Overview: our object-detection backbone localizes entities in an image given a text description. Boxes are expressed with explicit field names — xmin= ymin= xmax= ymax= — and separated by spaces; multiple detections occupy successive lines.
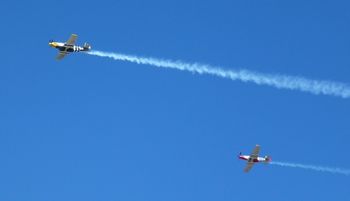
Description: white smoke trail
xmin=270 ymin=161 xmax=350 ymax=176
xmin=86 ymin=50 xmax=350 ymax=98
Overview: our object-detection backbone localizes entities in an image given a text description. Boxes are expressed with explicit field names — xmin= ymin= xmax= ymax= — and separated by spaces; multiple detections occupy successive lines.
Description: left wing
xmin=250 ymin=145 xmax=260 ymax=159
xmin=244 ymin=162 xmax=254 ymax=172
xmin=56 ymin=51 xmax=68 ymax=60
xmin=66 ymin=34 xmax=78 ymax=45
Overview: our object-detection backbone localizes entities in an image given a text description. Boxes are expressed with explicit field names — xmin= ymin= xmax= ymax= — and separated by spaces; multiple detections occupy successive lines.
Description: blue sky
xmin=1 ymin=0 xmax=350 ymax=200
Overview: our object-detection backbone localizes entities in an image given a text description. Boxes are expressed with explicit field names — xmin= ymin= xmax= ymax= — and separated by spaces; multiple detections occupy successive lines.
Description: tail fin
xmin=264 ymin=156 xmax=271 ymax=162
xmin=83 ymin=42 xmax=91 ymax=50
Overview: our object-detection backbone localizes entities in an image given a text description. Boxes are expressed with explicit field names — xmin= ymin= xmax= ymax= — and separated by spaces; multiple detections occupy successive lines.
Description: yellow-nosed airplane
xmin=49 ymin=34 xmax=91 ymax=60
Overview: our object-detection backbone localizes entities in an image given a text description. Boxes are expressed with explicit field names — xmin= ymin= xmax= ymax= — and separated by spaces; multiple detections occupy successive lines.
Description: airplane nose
xmin=49 ymin=42 xmax=56 ymax=47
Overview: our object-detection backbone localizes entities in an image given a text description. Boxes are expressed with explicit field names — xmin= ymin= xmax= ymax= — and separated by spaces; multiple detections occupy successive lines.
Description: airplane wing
xmin=250 ymin=145 xmax=260 ymax=159
xmin=56 ymin=51 xmax=67 ymax=60
xmin=244 ymin=162 xmax=254 ymax=172
xmin=66 ymin=34 xmax=78 ymax=45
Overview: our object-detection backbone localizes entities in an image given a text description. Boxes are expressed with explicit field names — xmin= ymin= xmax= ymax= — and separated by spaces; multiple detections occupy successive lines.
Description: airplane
xmin=238 ymin=145 xmax=271 ymax=172
xmin=49 ymin=34 xmax=91 ymax=60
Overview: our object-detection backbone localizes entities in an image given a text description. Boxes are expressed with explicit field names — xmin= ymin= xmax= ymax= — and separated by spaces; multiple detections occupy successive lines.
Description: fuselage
xmin=238 ymin=155 xmax=270 ymax=163
xmin=49 ymin=42 xmax=90 ymax=52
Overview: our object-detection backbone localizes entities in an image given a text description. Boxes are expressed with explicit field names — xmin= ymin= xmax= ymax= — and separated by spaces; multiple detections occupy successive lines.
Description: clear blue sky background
xmin=1 ymin=0 xmax=350 ymax=200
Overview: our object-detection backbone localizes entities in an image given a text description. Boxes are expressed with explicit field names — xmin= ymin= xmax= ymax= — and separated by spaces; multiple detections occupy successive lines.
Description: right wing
xmin=56 ymin=51 xmax=67 ymax=60
xmin=244 ymin=162 xmax=254 ymax=172
xmin=66 ymin=34 xmax=78 ymax=45
xmin=250 ymin=145 xmax=260 ymax=159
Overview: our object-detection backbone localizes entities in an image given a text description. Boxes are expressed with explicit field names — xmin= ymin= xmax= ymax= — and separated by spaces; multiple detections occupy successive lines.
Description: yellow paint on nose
xmin=49 ymin=42 xmax=57 ymax=47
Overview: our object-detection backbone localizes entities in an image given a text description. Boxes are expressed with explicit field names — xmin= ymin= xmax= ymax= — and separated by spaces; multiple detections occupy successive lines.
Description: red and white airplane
xmin=238 ymin=145 xmax=271 ymax=172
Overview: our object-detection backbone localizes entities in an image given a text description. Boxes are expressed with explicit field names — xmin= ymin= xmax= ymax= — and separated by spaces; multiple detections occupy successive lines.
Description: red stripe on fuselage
xmin=239 ymin=156 xmax=247 ymax=160
xmin=238 ymin=155 xmax=260 ymax=163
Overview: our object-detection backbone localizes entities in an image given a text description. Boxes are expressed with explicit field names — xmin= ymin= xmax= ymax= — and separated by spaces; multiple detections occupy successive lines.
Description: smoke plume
xmin=270 ymin=161 xmax=350 ymax=176
xmin=86 ymin=50 xmax=350 ymax=98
